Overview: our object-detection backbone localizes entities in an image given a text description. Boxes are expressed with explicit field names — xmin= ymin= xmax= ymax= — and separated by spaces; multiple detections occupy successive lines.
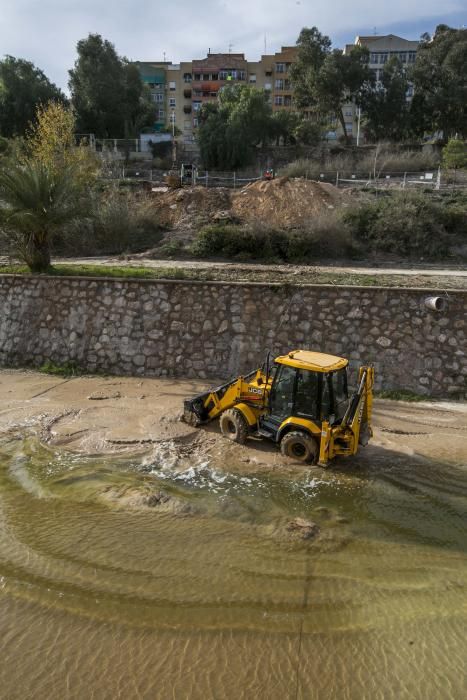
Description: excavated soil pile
xmin=151 ymin=187 xmax=231 ymax=230
xmin=150 ymin=177 xmax=346 ymax=232
xmin=231 ymin=177 xmax=346 ymax=228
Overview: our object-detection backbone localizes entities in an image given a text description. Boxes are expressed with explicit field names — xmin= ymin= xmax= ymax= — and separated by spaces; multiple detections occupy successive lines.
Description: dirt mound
xmin=151 ymin=186 xmax=232 ymax=230
xmin=149 ymin=177 xmax=347 ymax=235
xmin=231 ymin=176 xmax=345 ymax=228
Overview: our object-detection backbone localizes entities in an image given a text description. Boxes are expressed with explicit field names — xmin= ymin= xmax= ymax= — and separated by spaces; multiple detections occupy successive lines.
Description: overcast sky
xmin=1 ymin=0 xmax=466 ymax=90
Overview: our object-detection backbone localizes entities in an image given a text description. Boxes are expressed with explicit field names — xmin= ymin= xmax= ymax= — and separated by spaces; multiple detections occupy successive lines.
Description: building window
xmin=194 ymin=73 xmax=201 ymax=81
xmin=193 ymin=101 xmax=201 ymax=112
xmin=345 ymin=123 xmax=353 ymax=133
xmin=276 ymin=63 xmax=285 ymax=73
xmin=211 ymin=73 xmax=219 ymax=80
xmin=265 ymin=82 xmax=272 ymax=91
xmin=169 ymin=98 xmax=176 ymax=107
xmin=344 ymin=109 xmax=353 ymax=117
xmin=219 ymin=70 xmax=227 ymax=80
xmin=249 ymin=74 xmax=256 ymax=83
xmin=193 ymin=117 xmax=198 ymax=128
xmin=169 ymin=81 xmax=176 ymax=91
xmin=275 ymin=79 xmax=284 ymax=90
xmin=158 ymin=109 xmax=165 ymax=119
xmin=379 ymin=53 xmax=388 ymax=64
xmin=284 ymin=95 xmax=292 ymax=107
xmin=274 ymin=95 xmax=283 ymax=106
xmin=399 ymin=52 xmax=407 ymax=63
xmin=406 ymin=85 xmax=414 ymax=98
xmin=184 ymin=73 xmax=192 ymax=82
xmin=370 ymin=53 xmax=378 ymax=64
xmin=408 ymin=51 xmax=417 ymax=63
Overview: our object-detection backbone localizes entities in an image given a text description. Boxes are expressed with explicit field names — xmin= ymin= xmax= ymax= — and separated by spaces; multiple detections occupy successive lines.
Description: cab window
xmin=295 ymin=370 xmax=319 ymax=418
xmin=269 ymin=365 xmax=296 ymax=420
xmin=331 ymin=368 xmax=348 ymax=420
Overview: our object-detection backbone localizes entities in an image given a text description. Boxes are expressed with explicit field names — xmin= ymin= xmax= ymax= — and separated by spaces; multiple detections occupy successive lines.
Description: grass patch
xmin=0 ymin=264 xmax=193 ymax=281
xmin=0 ymin=262 xmax=465 ymax=289
xmin=376 ymin=389 xmax=431 ymax=402
xmin=40 ymin=360 xmax=83 ymax=377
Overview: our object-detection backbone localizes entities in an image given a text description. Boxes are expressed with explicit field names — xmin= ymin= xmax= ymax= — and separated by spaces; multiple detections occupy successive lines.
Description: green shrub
xmin=287 ymin=214 xmax=355 ymax=260
xmin=191 ymin=217 xmax=355 ymax=262
xmin=61 ymin=189 xmax=163 ymax=255
xmin=342 ymin=191 xmax=462 ymax=258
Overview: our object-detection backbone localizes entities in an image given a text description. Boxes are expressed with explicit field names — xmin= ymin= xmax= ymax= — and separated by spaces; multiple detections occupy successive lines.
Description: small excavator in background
xmin=183 ymin=349 xmax=374 ymax=467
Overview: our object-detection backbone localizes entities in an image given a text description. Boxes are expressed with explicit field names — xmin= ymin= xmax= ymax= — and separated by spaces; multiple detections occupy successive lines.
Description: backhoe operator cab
xmin=183 ymin=350 xmax=374 ymax=467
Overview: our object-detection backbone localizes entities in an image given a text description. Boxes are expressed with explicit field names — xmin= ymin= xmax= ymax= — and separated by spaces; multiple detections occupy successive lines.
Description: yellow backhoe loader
xmin=183 ymin=349 xmax=374 ymax=467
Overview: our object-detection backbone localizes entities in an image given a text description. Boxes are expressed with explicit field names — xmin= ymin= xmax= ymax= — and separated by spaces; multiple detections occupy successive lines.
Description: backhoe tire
xmin=220 ymin=409 xmax=249 ymax=445
xmin=280 ymin=431 xmax=318 ymax=464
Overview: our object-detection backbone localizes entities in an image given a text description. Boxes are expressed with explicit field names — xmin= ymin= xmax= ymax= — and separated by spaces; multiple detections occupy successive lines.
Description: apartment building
xmin=135 ymin=47 xmax=299 ymax=144
xmin=135 ymin=34 xmax=418 ymax=145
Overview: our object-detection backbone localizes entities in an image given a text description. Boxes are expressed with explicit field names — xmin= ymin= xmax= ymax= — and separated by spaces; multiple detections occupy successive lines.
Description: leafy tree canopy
xmin=361 ymin=58 xmax=411 ymax=142
xmin=198 ymin=85 xmax=274 ymax=169
xmin=0 ymin=56 xmax=66 ymax=138
xmin=25 ymin=101 xmax=100 ymax=187
xmin=69 ymin=34 xmax=153 ymax=138
xmin=411 ymin=25 xmax=467 ymax=138
xmin=442 ymin=138 xmax=467 ymax=169
xmin=291 ymin=27 xmax=372 ymax=143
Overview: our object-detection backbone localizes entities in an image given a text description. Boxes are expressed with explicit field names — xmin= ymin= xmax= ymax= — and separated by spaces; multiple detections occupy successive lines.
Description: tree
xmin=271 ymin=111 xmax=300 ymax=145
xmin=198 ymin=85 xmax=273 ymax=169
xmin=410 ymin=25 xmax=467 ymax=138
xmin=25 ymin=101 xmax=100 ymax=186
xmin=361 ymin=58 xmax=411 ymax=142
xmin=291 ymin=27 xmax=372 ymax=144
xmin=69 ymin=34 xmax=153 ymax=138
xmin=0 ymin=56 xmax=66 ymax=138
xmin=442 ymin=138 xmax=467 ymax=170
xmin=0 ymin=162 xmax=83 ymax=272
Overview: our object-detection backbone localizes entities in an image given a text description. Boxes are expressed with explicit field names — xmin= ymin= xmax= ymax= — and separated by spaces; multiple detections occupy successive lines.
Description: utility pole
xmin=356 ymin=107 xmax=362 ymax=147
xmin=171 ymin=110 xmax=176 ymax=168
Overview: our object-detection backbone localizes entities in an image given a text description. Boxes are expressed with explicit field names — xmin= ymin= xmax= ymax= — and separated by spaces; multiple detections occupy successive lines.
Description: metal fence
xmin=99 ymin=165 xmax=467 ymax=192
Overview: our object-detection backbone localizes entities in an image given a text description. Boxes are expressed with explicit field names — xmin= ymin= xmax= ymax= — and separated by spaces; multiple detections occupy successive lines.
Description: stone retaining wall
xmin=0 ymin=275 xmax=466 ymax=398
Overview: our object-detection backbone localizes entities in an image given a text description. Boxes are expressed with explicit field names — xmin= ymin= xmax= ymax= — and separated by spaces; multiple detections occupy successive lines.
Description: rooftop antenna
xmin=228 ymin=41 xmax=234 ymax=54
xmin=163 ymin=51 xmax=166 ymax=62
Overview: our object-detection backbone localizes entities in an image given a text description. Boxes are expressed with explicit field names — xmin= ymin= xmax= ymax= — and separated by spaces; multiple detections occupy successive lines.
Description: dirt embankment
xmin=150 ymin=177 xmax=348 ymax=232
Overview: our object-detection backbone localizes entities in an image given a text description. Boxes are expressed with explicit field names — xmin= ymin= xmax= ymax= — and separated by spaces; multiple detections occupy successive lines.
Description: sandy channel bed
xmin=1 ymin=369 xmax=466 ymax=471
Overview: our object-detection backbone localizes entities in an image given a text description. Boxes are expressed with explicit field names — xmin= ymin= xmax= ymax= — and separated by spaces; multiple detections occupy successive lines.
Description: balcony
xmin=184 ymin=89 xmax=192 ymax=99
xmin=183 ymin=105 xmax=192 ymax=114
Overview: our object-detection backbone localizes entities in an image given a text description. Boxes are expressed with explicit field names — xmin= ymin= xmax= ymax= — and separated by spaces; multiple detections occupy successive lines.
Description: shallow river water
xmin=0 ymin=432 xmax=466 ymax=699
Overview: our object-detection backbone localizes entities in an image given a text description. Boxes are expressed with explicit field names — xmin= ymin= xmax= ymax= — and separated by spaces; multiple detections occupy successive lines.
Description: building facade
xmin=135 ymin=34 xmax=418 ymax=146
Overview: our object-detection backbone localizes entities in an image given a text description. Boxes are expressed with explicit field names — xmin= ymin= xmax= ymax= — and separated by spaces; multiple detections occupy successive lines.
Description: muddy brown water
xmin=1 ymin=425 xmax=466 ymax=700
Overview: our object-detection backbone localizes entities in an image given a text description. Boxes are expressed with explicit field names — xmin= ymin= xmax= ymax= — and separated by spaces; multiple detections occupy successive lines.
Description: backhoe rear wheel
xmin=220 ymin=409 xmax=249 ymax=445
xmin=280 ymin=431 xmax=318 ymax=464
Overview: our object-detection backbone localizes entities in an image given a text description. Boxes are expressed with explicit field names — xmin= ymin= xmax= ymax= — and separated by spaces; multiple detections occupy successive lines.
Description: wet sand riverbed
xmin=0 ymin=370 xmax=466 ymax=699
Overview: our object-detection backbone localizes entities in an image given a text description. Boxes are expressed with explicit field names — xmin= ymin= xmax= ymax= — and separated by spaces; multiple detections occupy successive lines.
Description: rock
xmin=286 ymin=518 xmax=320 ymax=540
xmin=88 ymin=391 xmax=121 ymax=400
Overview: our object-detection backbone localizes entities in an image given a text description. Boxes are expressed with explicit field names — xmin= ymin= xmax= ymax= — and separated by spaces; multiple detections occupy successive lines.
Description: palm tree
xmin=0 ymin=162 xmax=83 ymax=272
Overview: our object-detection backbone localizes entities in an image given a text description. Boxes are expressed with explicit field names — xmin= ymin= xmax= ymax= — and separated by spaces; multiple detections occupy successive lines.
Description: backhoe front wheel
xmin=220 ymin=409 xmax=249 ymax=445
xmin=280 ymin=431 xmax=318 ymax=464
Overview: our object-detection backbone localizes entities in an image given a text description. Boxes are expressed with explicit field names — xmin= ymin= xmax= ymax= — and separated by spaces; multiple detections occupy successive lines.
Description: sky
xmin=0 ymin=0 xmax=466 ymax=91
